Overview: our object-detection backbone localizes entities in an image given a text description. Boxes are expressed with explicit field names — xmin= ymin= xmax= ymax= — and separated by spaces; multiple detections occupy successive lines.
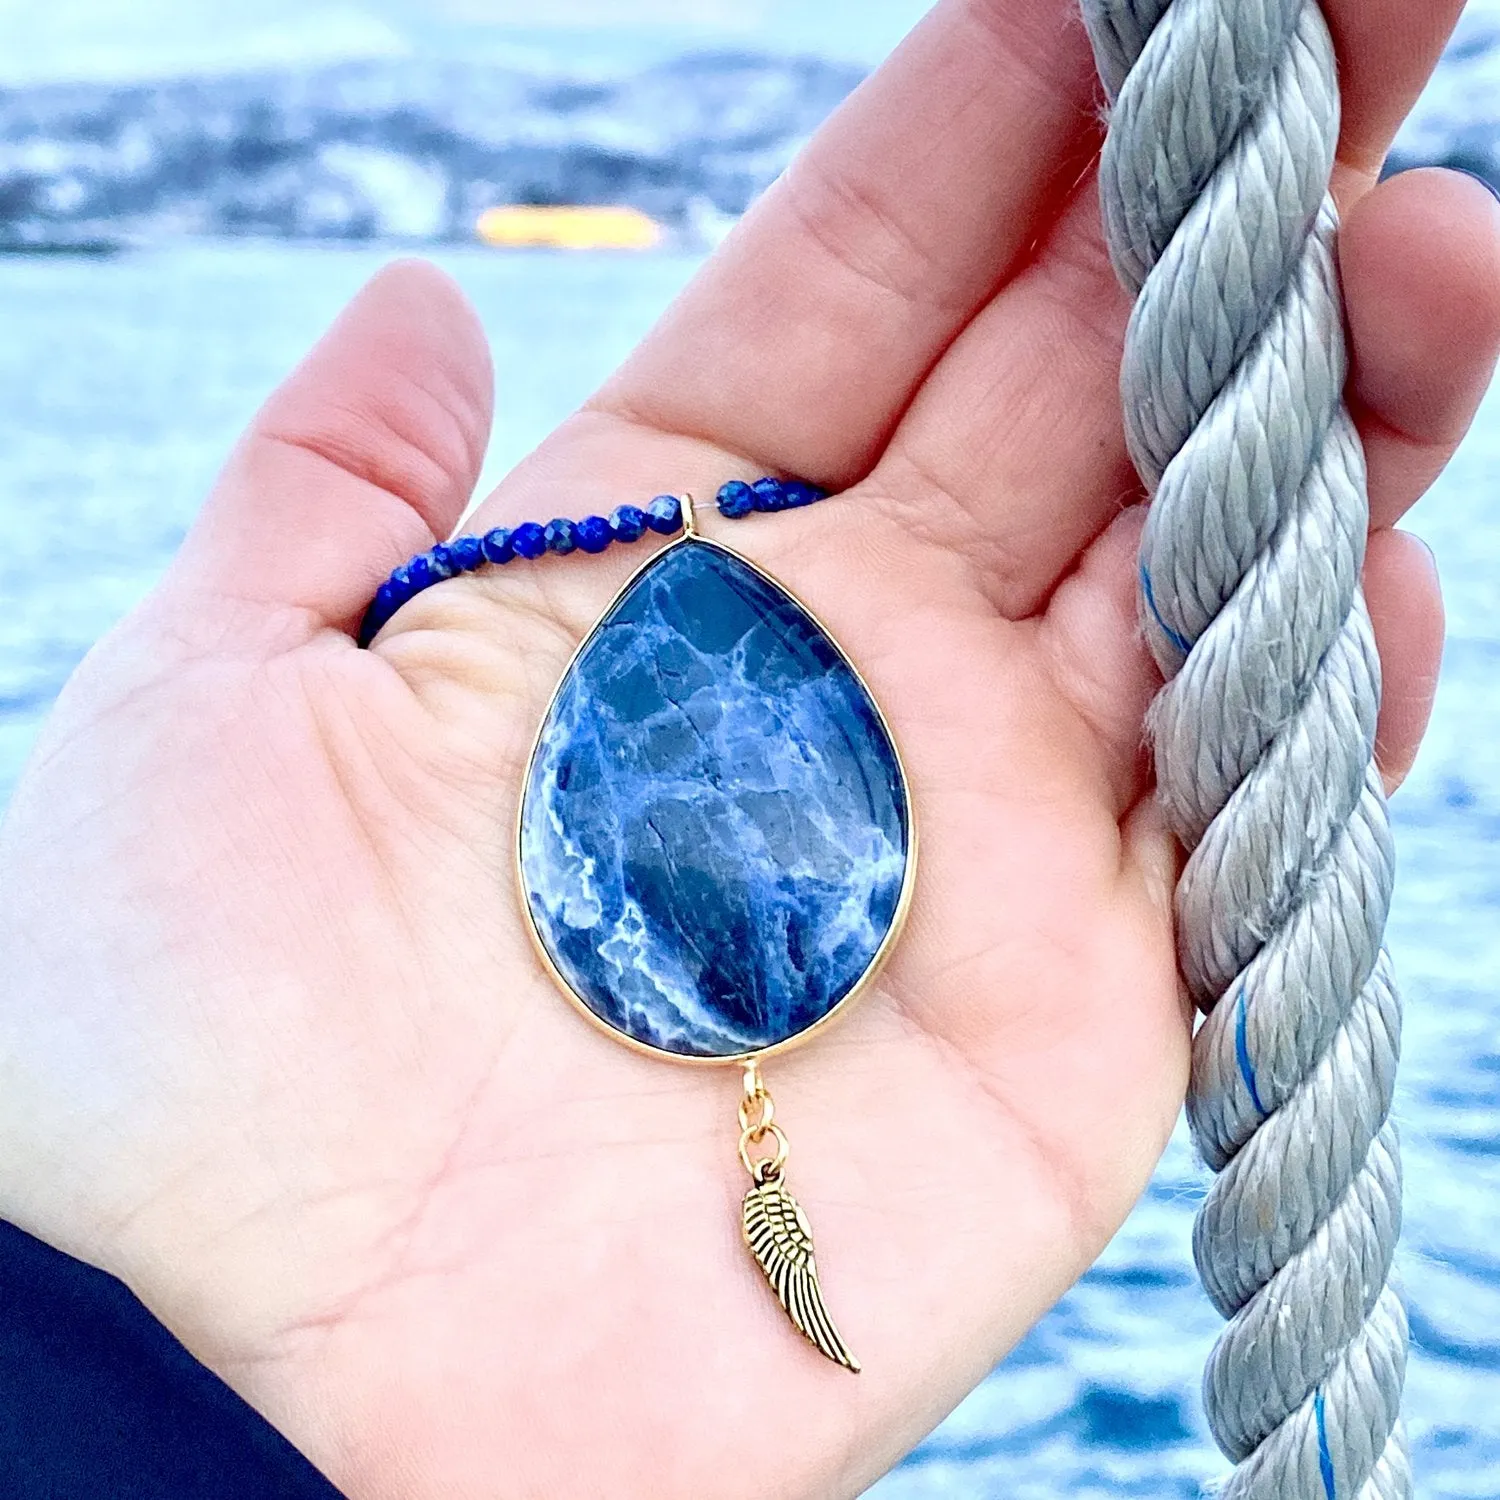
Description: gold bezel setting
xmin=514 ymin=498 xmax=917 ymax=1069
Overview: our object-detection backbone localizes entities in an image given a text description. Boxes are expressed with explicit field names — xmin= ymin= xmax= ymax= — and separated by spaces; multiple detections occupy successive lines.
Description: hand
xmin=1 ymin=4 xmax=1494 ymax=1496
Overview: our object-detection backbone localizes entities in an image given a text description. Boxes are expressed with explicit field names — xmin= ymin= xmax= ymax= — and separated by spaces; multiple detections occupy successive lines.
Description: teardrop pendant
xmin=517 ymin=523 xmax=914 ymax=1063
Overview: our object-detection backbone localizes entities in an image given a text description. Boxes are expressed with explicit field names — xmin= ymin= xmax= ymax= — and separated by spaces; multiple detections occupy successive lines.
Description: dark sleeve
xmin=0 ymin=1220 xmax=347 ymax=1499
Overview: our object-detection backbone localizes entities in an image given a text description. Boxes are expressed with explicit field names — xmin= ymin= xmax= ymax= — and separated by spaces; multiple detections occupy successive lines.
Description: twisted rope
xmin=1078 ymin=1 xmax=1410 ymax=1494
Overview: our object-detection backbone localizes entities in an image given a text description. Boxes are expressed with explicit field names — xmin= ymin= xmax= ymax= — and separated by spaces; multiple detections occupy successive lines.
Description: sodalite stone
xmin=520 ymin=539 xmax=910 ymax=1058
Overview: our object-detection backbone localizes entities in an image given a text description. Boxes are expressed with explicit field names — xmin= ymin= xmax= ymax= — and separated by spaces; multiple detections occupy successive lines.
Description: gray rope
xmin=1077 ymin=1 xmax=1410 ymax=1494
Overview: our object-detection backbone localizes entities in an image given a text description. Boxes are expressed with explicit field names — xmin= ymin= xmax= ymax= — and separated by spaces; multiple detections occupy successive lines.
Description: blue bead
xmin=576 ymin=515 xmax=612 ymax=554
xmin=519 ymin=542 xmax=910 ymax=1058
xmin=752 ymin=477 xmax=787 ymax=512
xmin=646 ymin=495 xmax=682 ymax=534
xmin=609 ymin=504 xmax=648 ymax=543
xmin=357 ymin=607 xmax=385 ymax=649
xmin=452 ymin=535 xmax=484 ymax=571
xmin=407 ymin=555 xmax=435 ymax=590
xmin=511 ymin=522 xmax=547 ymax=559
xmin=545 ymin=518 xmax=578 ymax=555
xmin=387 ymin=565 xmax=412 ymax=597
xmin=481 ymin=528 xmax=513 ymax=564
xmin=717 ymin=480 xmax=755 ymax=519
xmin=428 ymin=544 xmax=456 ymax=579
xmin=374 ymin=580 xmax=397 ymax=613
xmin=782 ymin=481 xmax=816 ymax=509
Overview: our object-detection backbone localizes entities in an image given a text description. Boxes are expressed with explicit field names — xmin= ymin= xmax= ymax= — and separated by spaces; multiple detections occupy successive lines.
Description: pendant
xmin=517 ymin=495 xmax=914 ymax=1367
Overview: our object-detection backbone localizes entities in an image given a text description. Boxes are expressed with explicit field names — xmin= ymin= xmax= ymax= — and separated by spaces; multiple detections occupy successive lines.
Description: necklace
xmin=364 ymin=479 xmax=916 ymax=1369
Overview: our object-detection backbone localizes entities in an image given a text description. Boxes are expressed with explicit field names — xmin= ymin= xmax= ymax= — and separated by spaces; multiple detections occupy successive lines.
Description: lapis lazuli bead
xmin=512 ymin=522 xmax=547 ymax=559
xmin=452 ymin=535 xmax=484 ymax=571
xmin=609 ymin=504 xmax=648 ymax=543
xmin=752 ymin=477 xmax=786 ymax=512
xmin=545 ymin=518 xmax=578 ymax=555
xmin=407 ymin=555 xmax=435 ymax=589
xmin=575 ymin=515 xmax=612 ymax=554
xmin=520 ymin=538 xmax=910 ymax=1059
xmin=782 ymin=481 xmax=815 ymax=509
xmin=646 ymin=495 xmax=682 ymax=534
xmin=429 ymin=544 xmax=458 ymax=579
xmin=482 ymin=528 xmax=513 ymax=564
xmin=717 ymin=480 xmax=755 ymax=518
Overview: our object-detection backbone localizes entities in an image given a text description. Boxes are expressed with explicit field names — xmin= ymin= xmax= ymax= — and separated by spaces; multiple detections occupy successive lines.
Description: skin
xmin=1 ymin=2 xmax=1497 ymax=1495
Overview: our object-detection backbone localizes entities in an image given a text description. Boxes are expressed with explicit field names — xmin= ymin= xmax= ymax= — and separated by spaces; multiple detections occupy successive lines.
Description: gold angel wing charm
xmin=741 ymin=1176 xmax=860 ymax=1372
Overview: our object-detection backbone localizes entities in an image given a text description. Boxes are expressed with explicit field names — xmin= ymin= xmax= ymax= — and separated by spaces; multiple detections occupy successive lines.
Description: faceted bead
xmin=357 ymin=607 xmax=385 ymax=649
xmin=609 ymin=504 xmax=648 ymax=543
xmin=511 ymin=522 xmax=547 ymax=559
xmin=717 ymin=480 xmax=755 ymax=519
xmin=388 ymin=564 xmax=412 ymax=595
xmin=782 ymin=481 xmax=815 ymax=509
xmin=407 ymin=555 xmax=435 ymax=590
xmin=545 ymin=518 xmax=578 ymax=555
xmin=428 ymin=544 xmax=456 ymax=579
xmin=452 ymin=535 xmax=485 ymax=571
xmin=752 ymin=477 xmax=786 ymax=512
xmin=481 ymin=528 xmax=514 ymax=564
xmin=576 ymin=515 xmax=612 ymax=554
xmin=646 ymin=495 xmax=682 ymax=534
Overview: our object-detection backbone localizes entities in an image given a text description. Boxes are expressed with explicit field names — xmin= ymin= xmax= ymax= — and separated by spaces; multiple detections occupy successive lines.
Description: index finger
xmin=1327 ymin=0 xmax=1470 ymax=191
xmin=587 ymin=0 xmax=1103 ymax=489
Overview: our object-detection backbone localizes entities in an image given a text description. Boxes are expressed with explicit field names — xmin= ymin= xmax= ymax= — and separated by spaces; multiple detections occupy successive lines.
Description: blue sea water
xmin=0 ymin=243 xmax=1496 ymax=1497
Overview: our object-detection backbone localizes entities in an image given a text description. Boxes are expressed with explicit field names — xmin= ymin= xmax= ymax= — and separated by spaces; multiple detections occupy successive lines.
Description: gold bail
xmin=737 ymin=1058 xmax=789 ymax=1183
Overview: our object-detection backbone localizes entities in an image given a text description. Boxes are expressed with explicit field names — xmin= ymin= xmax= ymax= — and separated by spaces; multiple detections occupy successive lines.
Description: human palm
xmin=1 ymin=4 xmax=1495 ymax=1497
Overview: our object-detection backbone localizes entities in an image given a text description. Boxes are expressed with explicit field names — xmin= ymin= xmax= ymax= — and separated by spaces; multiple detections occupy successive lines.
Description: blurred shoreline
xmin=0 ymin=15 xmax=1495 ymax=255
xmin=0 ymin=51 xmax=860 ymax=251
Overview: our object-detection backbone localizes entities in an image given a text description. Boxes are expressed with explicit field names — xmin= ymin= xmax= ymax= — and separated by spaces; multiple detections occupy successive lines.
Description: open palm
xmin=1 ymin=4 xmax=1495 ymax=1497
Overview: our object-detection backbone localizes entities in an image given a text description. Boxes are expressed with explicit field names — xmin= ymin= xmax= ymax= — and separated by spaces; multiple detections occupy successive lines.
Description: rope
xmin=1077 ymin=2 xmax=1410 ymax=1493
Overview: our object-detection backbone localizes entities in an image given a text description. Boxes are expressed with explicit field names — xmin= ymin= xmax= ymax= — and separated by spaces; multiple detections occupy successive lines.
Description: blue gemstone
xmin=407 ymin=555 xmax=435 ymax=590
xmin=512 ymin=522 xmax=547 ymax=559
xmin=428 ymin=544 xmax=456 ymax=578
xmin=609 ymin=504 xmax=648 ymax=543
xmin=646 ymin=495 xmax=682 ymax=534
xmin=576 ymin=515 xmax=612 ymax=554
xmin=782 ymin=481 xmax=815 ymax=509
xmin=389 ymin=565 xmax=412 ymax=592
xmin=358 ymin=583 xmax=399 ymax=647
xmin=520 ymin=539 xmax=910 ymax=1059
xmin=452 ymin=535 xmax=485 ymax=571
xmin=482 ymin=528 xmax=514 ymax=564
xmin=545 ymin=518 xmax=578 ymax=555
xmin=752 ymin=477 xmax=786 ymax=512
xmin=717 ymin=480 xmax=755 ymax=518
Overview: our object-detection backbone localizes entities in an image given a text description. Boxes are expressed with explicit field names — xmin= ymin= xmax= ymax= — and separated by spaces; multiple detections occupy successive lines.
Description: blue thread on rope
xmin=1139 ymin=562 xmax=1193 ymax=656
xmin=358 ymin=477 xmax=827 ymax=647
xmin=1235 ymin=988 xmax=1268 ymax=1118
xmin=1315 ymin=1388 xmax=1336 ymax=1499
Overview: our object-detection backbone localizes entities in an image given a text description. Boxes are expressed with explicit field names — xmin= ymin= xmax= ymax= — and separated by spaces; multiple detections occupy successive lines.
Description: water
xmin=0 ymin=243 xmax=1496 ymax=1497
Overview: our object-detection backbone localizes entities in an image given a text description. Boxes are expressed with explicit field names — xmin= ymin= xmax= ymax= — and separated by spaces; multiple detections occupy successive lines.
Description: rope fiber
xmin=1077 ymin=1 xmax=1410 ymax=1494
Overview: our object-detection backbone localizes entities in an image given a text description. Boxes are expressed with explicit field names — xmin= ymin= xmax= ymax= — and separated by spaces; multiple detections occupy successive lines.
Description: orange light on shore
xmin=475 ymin=204 xmax=664 ymax=250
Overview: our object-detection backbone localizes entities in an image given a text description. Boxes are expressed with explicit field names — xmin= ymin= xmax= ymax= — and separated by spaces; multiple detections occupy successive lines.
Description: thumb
xmin=168 ymin=258 xmax=493 ymax=635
